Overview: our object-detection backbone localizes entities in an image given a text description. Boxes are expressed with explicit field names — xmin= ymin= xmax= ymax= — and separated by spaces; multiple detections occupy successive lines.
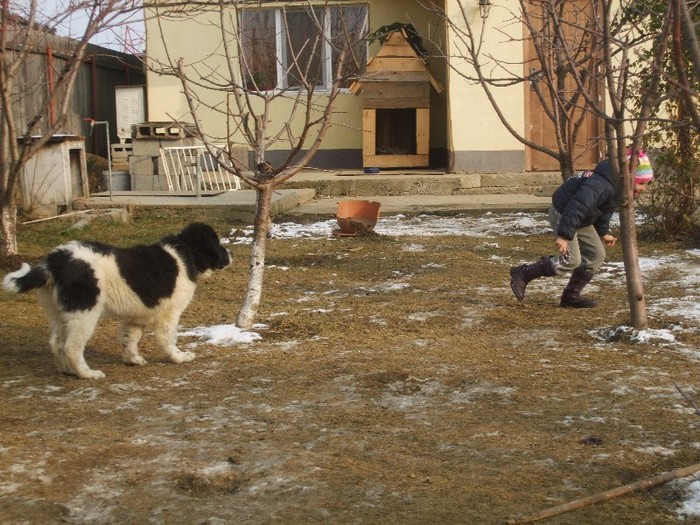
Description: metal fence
xmin=160 ymin=145 xmax=242 ymax=193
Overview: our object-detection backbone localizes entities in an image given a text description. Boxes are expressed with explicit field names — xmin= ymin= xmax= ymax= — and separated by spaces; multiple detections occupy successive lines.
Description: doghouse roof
xmin=350 ymin=30 xmax=443 ymax=95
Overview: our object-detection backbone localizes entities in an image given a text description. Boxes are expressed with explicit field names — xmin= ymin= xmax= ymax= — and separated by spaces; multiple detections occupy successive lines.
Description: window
xmin=240 ymin=4 xmax=368 ymax=91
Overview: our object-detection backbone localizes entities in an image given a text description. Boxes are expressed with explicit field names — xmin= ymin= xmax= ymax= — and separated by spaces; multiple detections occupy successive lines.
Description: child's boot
xmin=510 ymin=256 xmax=556 ymax=301
xmin=560 ymin=266 xmax=597 ymax=308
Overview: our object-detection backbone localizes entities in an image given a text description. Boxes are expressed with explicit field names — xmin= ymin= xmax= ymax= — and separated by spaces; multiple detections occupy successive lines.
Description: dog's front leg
xmin=121 ymin=324 xmax=147 ymax=366
xmin=154 ymin=315 xmax=195 ymax=364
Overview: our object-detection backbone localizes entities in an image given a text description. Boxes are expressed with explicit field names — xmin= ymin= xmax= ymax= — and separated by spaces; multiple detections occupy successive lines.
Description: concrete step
xmin=285 ymin=193 xmax=552 ymax=217
xmin=282 ymin=170 xmax=561 ymax=198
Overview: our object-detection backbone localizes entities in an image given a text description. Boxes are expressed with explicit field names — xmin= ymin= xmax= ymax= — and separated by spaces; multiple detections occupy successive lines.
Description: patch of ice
xmin=370 ymin=316 xmax=387 ymax=326
xmin=274 ymin=341 xmax=300 ymax=351
xmin=590 ymin=326 xmax=677 ymax=345
xmin=560 ymin=416 xmax=575 ymax=427
xmin=179 ymin=324 xmax=262 ymax=346
xmin=357 ymin=282 xmax=411 ymax=293
xmin=158 ymin=404 xmax=183 ymax=414
xmin=307 ymin=308 xmax=333 ymax=314
xmin=612 ymin=386 xmax=634 ymax=396
xmin=634 ymin=446 xmax=676 ymax=456
xmin=230 ymin=212 xmax=552 ymax=243
xmin=64 ymin=387 xmax=101 ymax=402
xmin=678 ymin=479 xmax=700 ymax=519
xmin=0 ymin=482 xmax=22 ymax=494
xmin=407 ymin=311 xmax=440 ymax=322
xmin=632 ymin=329 xmax=676 ymax=344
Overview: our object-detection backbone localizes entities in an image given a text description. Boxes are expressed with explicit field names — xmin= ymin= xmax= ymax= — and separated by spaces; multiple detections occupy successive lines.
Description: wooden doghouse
xmin=351 ymin=30 xmax=443 ymax=169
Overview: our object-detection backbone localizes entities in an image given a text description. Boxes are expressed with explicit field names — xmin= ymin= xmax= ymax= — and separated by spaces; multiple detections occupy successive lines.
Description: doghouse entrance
xmin=362 ymin=107 xmax=430 ymax=168
xmin=375 ymin=108 xmax=416 ymax=156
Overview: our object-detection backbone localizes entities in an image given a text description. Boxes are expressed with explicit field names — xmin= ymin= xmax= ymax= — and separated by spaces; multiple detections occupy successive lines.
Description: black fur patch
xmin=13 ymin=266 xmax=49 ymax=293
xmin=46 ymin=249 xmax=100 ymax=312
xmin=115 ymin=244 xmax=178 ymax=308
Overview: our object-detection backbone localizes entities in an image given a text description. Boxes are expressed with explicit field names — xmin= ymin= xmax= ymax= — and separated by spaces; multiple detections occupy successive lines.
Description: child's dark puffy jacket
xmin=551 ymin=159 xmax=619 ymax=241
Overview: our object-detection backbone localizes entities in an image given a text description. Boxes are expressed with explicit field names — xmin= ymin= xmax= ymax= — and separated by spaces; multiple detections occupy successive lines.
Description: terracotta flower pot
xmin=336 ymin=200 xmax=381 ymax=236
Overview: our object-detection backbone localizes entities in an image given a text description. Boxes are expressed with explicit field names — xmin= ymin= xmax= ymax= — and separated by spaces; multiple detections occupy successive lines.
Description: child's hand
xmin=555 ymin=236 xmax=569 ymax=255
xmin=602 ymin=234 xmax=617 ymax=247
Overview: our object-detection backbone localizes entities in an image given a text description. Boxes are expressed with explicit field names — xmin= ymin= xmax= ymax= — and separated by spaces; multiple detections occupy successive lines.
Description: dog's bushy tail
xmin=2 ymin=263 xmax=49 ymax=293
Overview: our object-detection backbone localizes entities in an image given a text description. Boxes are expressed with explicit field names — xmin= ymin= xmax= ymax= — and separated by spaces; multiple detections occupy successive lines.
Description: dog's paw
xmin=170 ymin=350 xmax=195 ymax=364
xmin=75 ymin=368 xmax=106 ymax=380
xmin=124 ymin=355 xmax=147 ymax=366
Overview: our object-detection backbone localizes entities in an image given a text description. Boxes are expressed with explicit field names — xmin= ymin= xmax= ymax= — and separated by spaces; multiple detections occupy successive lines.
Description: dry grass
xmin=0 ymin=207 xmax=699 ymax=525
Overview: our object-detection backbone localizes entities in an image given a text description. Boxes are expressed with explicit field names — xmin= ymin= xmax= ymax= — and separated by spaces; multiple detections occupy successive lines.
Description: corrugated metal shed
xmin=2 ymin=29 xmax=145 ymax=160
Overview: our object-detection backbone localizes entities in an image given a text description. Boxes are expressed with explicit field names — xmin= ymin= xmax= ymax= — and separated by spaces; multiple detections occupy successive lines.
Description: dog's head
xmin=174 ymin=223 xmax=232 ymax=277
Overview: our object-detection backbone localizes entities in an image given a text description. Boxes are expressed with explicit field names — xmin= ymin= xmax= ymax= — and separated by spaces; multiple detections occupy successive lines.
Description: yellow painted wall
xmin=145 ymin=7 xmax=223 ymax=124
xmin=444 ymin=0 xmax=524 ymax=154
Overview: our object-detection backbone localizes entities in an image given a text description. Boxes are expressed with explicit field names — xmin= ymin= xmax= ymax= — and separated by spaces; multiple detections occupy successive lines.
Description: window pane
xmin=283 ymin=8 xmax=325 ymax=89
xmin=240 ymin=10 xmax=277 ymax=91
xmin=331 ymin=6 xmax=368 ymax=88
xmin=240 ymin=5 xmax=368 ymax=92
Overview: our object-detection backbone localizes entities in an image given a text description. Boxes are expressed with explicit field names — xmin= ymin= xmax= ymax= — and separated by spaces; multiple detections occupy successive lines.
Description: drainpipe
xmin=90 ymin=57 xmax=99 ymax=153
xmin=47 ymin=46 xmax=55 ymax=126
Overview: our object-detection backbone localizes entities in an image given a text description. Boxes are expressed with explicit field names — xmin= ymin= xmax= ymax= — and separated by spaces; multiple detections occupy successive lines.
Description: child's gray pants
xmin=547 ymin=205 xmax=606 ymax=275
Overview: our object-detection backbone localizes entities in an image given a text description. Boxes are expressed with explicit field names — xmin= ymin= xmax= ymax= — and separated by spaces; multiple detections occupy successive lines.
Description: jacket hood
xmin=592 ymin=158 xmax=622 ymax=200
xmin=593 ymin=159 xmax=614 ymax=182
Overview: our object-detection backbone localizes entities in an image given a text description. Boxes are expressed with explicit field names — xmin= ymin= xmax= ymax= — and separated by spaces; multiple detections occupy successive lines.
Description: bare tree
xmin=643 ymin=0 xmax=700 ymax=242
xmin=0 ymin=0 xmax=141 ymax=255
xmin=602 ymin=3 xmax=673 ymax=329
xmin=147 ymin=0 xmax=367 ymax=328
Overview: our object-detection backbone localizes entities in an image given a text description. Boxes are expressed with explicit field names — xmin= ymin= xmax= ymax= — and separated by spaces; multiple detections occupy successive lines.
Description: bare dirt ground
xmin=1 ymin=207 xmax=699 ymax=525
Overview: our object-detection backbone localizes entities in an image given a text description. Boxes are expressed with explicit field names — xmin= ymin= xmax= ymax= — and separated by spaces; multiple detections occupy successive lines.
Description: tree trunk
xmin=679 ymin=0 xmax=700 ymax=84
xmin=559 ymin=155 xmax=575 ymax=180
xmin=236 ymin=184 xmax=273 ymax=329
xmin=619 ymin=157 xmax=648 ymax=329
xmin=619 ymin=215 xmax=648 ymax=328
xmin=0 ymin=196 xmax=18 ymax=255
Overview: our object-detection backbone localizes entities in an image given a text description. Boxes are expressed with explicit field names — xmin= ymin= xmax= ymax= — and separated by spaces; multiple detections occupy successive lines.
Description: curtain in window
xmin=240 ymin=10 xmax=277 ymax=91
xmin=283 ymin=8 xmax=325 ymax=89
xmin=331 ymin=6 xmax=368 ymax=88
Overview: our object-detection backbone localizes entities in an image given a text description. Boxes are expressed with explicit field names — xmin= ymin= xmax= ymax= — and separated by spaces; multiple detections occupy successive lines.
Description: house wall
xmin=444 ymin=0 xmax=526 ymax=173
xmin=145 ymin=1 xmax=449 ymax=170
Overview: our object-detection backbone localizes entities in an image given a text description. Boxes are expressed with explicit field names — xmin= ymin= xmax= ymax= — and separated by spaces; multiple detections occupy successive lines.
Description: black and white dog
xmin=2 ymin=223 xmax=231 ymax=379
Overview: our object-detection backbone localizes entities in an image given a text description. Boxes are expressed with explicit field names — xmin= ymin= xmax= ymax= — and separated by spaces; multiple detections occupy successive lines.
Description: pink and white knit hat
xmin=627 ymin=150 xmax=654 ymax=183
